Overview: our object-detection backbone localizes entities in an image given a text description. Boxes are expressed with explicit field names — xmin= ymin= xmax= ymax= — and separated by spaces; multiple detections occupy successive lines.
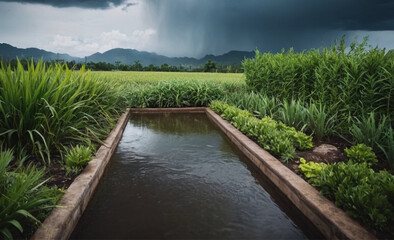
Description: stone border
xmin=205 ymin=108 xmax=376 ymax=240
xmin=32 ymin=107 xmax=376 ymax=240
xmin=32 ymin=109 xmax=131 ymax=240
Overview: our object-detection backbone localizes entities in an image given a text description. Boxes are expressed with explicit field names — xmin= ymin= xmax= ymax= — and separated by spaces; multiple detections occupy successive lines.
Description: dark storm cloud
xmin=0 ymin=0 xmax=129 ymax=9
xmin=145 ymin=0 xmax=394 ymax=56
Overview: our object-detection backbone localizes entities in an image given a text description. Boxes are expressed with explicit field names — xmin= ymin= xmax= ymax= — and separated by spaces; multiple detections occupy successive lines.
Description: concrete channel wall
xmin=204 ymin=108 xmax=375 ymax=240
xmin=32 ymin=109 xmax=131 ymax=240
xmin=32 ymin=107 xmax=376 ymax=240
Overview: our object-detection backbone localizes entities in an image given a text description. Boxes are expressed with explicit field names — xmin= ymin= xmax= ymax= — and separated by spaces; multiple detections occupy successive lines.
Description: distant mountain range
xmin=0 ymin=43 xmax=255 ymax=66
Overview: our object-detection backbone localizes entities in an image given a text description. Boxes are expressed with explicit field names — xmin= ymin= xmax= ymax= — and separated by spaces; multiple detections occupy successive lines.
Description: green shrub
xmin=311 ymin=162 xmax=394 ymax=233
xmin=0 ymin=150 xmax=62 ymax=239
xmin=210 ymin=101 xmax=313 ymax=162
xmin=0 ymin=60 xmax=121 ymax=164
xmin=298 ymin=158 xmax=327 ymax=185
xmin=345 ymin=144 xmax=377 ymax=166
xmin=65 ymin=145 xmax=92 ymax=175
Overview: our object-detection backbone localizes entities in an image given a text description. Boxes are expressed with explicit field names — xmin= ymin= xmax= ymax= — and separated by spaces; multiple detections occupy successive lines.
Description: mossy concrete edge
xmin=205 ymin=108 xmax=376 ymax=240
xmin=31 ymin=108 xmax=131 ymax=240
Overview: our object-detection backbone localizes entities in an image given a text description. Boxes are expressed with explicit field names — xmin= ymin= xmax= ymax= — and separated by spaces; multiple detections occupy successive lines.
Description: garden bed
xmin=209 ymin=100 xmax=393 ymax=239
xmin=31 ymin=109 xmax=130 ymax=240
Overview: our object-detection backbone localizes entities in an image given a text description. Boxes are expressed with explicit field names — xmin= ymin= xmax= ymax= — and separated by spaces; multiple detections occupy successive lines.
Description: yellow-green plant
xmin=210 ymin=101 xmax=313 ymax=162
xmin=298 ymin=158 xmax=327 ymax=185
xmin=345 ymin=144 xmax=377 ymax=166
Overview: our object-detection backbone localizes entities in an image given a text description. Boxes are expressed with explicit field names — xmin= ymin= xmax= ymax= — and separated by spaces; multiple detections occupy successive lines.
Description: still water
xmin=71 ymin=113 xmax=321 ymax=239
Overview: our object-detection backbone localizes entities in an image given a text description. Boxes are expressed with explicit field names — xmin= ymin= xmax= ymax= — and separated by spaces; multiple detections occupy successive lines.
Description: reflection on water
xmin=71 ymin=113 xmax=320 ymax=239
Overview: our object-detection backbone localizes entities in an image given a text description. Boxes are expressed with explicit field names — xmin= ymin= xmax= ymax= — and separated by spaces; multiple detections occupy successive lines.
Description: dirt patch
xmin=298 ymin=144 xmax=345 ymax=163
xmin=287 ymin=136 xmax=392 ymax=175
xmin=44 ymin=162 xmax=76 ymax=189
xmin=286 ymin=137 xmax=349 ymax=176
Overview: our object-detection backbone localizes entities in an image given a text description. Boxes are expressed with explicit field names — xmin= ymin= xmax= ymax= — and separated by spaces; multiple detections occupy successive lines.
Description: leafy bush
xmin=210 ymin=101 xmax=313 ymax=162
xmin=304 ymin=161 xmax=394 ymax=233
xmin=298 ymin=158 xmax=327 ymax=185
xmin=65 ymin=145 xmax=92 ymax=175
xmin=0 ymin=60 xmax=122 ymax=164
xmin=0 ymin=150 xmax=62 ymax=239
xmin=345 ymin=144 xmax=377 ymax=166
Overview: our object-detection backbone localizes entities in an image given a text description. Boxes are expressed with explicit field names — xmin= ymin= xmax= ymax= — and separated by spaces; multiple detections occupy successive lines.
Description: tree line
xmin=0 ymin=58 xmax=244 ymax=73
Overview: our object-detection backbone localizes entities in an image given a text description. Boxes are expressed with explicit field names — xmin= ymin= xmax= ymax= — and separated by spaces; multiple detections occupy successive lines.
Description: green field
xmin=91 ymin=71 xmax=246 ymax=84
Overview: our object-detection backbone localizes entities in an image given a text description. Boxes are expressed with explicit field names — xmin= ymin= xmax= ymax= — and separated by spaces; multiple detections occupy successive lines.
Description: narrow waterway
xmin=71 ymin=113 xmax=321 ymax=239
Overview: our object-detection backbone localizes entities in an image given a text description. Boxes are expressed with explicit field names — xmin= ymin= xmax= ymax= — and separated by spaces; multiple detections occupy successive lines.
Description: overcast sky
xmin=0 ymin=0 xmax=393 ymax=58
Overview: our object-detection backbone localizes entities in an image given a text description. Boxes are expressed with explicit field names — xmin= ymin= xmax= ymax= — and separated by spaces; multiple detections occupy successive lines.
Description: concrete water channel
xmin=33 ymin=108 xmax=375 ymax=240
xmin=70 ymin=112 xmax=321 ymax=239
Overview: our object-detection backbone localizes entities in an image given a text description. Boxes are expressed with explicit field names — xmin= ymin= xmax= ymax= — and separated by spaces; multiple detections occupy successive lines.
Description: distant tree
xmin=115 ymin=61 xmax=121 ymax=70
xmin=160 ymin=63 xmax=169 ymax=72
xmin=132 ymin=60 xmax=143 ymax=71
xmin=169 ymin=65 xmax=178 ymax=72
xmin=203 ymin=60 xmax=217 ymax=72
xmin=119 ymin=64 xmax=129 ymax=71
xmin=67 ymin=60 xmax=76 ymax=69
xmin=75 ymin=63 xmax=83 ymax=70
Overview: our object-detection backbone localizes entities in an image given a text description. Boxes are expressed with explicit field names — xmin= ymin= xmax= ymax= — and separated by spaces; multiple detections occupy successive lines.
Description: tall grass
xmin=306 ymin=103 xmax=337 ymax=141
xmin=278 ymin=99 xmax=308 ymax=131
xmin=243 ymin=38 xmax=394 ymax=126
xmin=349 ymin=113 xmax=394 ymax=168
xmin=243 ymin=38 xmax=393 ymax=168
xmin=127 ymin=79 xmax=239 ymax=108
xmin=0 ymin=150 xmax=62 ymax=239
xmin=0 ymin=60 xmax=123 ymax=164
xmin=225 ymin=93 xmax=337 ymax=140
xmin=224 ymin=92 xmax=280 ymax=119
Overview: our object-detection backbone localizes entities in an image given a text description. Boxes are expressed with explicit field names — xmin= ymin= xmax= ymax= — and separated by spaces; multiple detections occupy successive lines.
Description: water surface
xmin=71 ymin=113 xmax=320 ymax=239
